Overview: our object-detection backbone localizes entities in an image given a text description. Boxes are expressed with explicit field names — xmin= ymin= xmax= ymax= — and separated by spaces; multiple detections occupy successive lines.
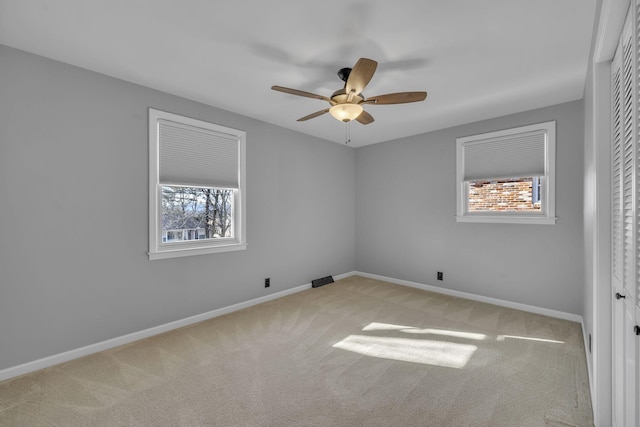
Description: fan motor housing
xmin=331 ymin=88 xmax=364 ymax=105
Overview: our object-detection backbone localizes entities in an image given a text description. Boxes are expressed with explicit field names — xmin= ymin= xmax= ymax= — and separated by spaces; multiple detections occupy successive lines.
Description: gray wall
xmin=355 ymin=100 xmax=585 ymax=314
xmin=0 ymin=45 xmax=355 ymax=371
xmin=0 ymin=43 xmax=587 ymax=372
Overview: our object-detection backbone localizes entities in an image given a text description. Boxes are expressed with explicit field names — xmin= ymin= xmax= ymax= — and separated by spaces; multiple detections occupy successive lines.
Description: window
xmin=455 ymin=121 xmax=556 ymax=224
xmin=149 ymin=109 xmax=246 ymax=260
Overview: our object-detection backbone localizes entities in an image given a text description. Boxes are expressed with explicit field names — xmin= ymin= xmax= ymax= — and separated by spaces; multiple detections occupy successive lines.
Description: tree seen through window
xmin=161 ymin=186 xmax=233 ymax=242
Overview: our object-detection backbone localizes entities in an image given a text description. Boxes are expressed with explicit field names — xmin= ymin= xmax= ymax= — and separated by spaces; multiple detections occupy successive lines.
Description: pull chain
xmin=345 ymin=121 xmax=351 ymax=144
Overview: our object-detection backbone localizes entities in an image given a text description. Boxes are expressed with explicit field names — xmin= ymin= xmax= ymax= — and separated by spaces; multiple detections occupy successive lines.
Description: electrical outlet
xmin=265 ymin=278 xmax=270 ymax=288
xmin=437 ymin=272 xmax=443 ymax=281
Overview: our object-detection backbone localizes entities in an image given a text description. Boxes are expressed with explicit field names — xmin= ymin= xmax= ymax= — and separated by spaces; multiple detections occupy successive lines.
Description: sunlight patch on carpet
xmin=497 ymin=335 xmax=565 ymax=344
xmin=333 ymin=335 xmax=477 ymax=368
xmin=362 ymin=322 xmax=486 ymax=340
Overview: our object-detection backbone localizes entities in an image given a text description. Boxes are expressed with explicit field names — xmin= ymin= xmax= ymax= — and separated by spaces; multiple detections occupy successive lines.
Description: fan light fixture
xmin=329 ymin=103 xmax=363 ymax=122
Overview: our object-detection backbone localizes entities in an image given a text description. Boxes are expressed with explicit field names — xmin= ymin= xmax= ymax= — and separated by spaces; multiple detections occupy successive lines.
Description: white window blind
xmin=462 ymin=129 xmax=547 ymax=181
xmin=158 ymin=119 xmax=239 ymax=189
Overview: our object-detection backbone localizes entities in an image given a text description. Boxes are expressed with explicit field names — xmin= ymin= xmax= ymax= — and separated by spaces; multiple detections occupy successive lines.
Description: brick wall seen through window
xmin=468 ymin=178 xmax=541 ymax=212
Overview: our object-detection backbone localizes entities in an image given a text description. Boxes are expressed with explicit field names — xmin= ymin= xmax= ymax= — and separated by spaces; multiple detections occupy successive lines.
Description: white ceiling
xmin=0 ymin=1 xmax=597 ymax=147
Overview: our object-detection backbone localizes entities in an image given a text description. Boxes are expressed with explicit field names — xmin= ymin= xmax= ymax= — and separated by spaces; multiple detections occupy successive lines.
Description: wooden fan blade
xmin=271 ymin=86 xmax=332 ymax=103
xmin=356 ymin=110 xmax=374 ymax=125
xmin=297 ymin=108 xmax=330 ymax=121
xmin=364 ymin=91 xmax=427 ymax=105
xmin=345 ymin=58 xmax=378 ymax=96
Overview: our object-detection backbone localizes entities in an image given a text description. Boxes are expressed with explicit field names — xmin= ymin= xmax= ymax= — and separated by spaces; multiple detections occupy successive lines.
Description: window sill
xmin=455 ymin=215 xmax=557 ymax=225
xmin=149 ymin=242 xmax=247 ymax=260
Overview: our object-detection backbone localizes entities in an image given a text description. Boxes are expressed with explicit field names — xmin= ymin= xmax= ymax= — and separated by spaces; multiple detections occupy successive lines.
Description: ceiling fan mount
xmin=337 ymin=67 xmax=352 ymax=82
xmin=271 ymin=58 xmax=427 ymax=125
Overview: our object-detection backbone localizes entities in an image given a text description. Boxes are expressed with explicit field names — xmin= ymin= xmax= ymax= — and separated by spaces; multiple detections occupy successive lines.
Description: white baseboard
xmin=353 ymin=271 xmax=584 ymax=323
xmin=0 ymin=273 xmax=350 ymax=383
xmin=0 ymin=270 xmax=582 ymax=382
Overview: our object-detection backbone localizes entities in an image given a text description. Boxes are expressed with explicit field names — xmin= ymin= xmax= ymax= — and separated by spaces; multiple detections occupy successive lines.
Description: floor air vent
xmin=312 ymin=275 xmax=334 ymax=288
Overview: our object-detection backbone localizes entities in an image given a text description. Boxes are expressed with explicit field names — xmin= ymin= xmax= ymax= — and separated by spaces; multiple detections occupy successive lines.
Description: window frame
xmin=455 ymin=121 xmax=557 ymax=225
xmin=148 ymin=108 xmax=246 ymax=260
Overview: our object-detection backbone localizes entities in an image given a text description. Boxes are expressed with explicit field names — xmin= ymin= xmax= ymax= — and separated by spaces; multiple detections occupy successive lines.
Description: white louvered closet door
xmin=611 ymin=35 xmax=625 ymax=427
xmin=622 ymin=9 xmax=638 ymax=426
xmin=632 ymin=2 xmax=640 ymax=426
xmin=611 ymin=3 xmax=640 ymax=426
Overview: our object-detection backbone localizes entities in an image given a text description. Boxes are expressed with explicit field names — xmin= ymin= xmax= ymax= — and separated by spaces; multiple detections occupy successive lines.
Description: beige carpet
xmin=0 ymin=276 xmax=593 ymax=426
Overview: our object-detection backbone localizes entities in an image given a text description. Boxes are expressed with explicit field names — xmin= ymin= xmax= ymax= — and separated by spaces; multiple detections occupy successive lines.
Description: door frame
xmin=592 ymin=0 xmax=630 ymax=425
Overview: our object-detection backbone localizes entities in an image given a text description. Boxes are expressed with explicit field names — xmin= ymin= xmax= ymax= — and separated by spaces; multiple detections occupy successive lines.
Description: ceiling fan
xmin=271 ymin=58 xmax=427 ymax=125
